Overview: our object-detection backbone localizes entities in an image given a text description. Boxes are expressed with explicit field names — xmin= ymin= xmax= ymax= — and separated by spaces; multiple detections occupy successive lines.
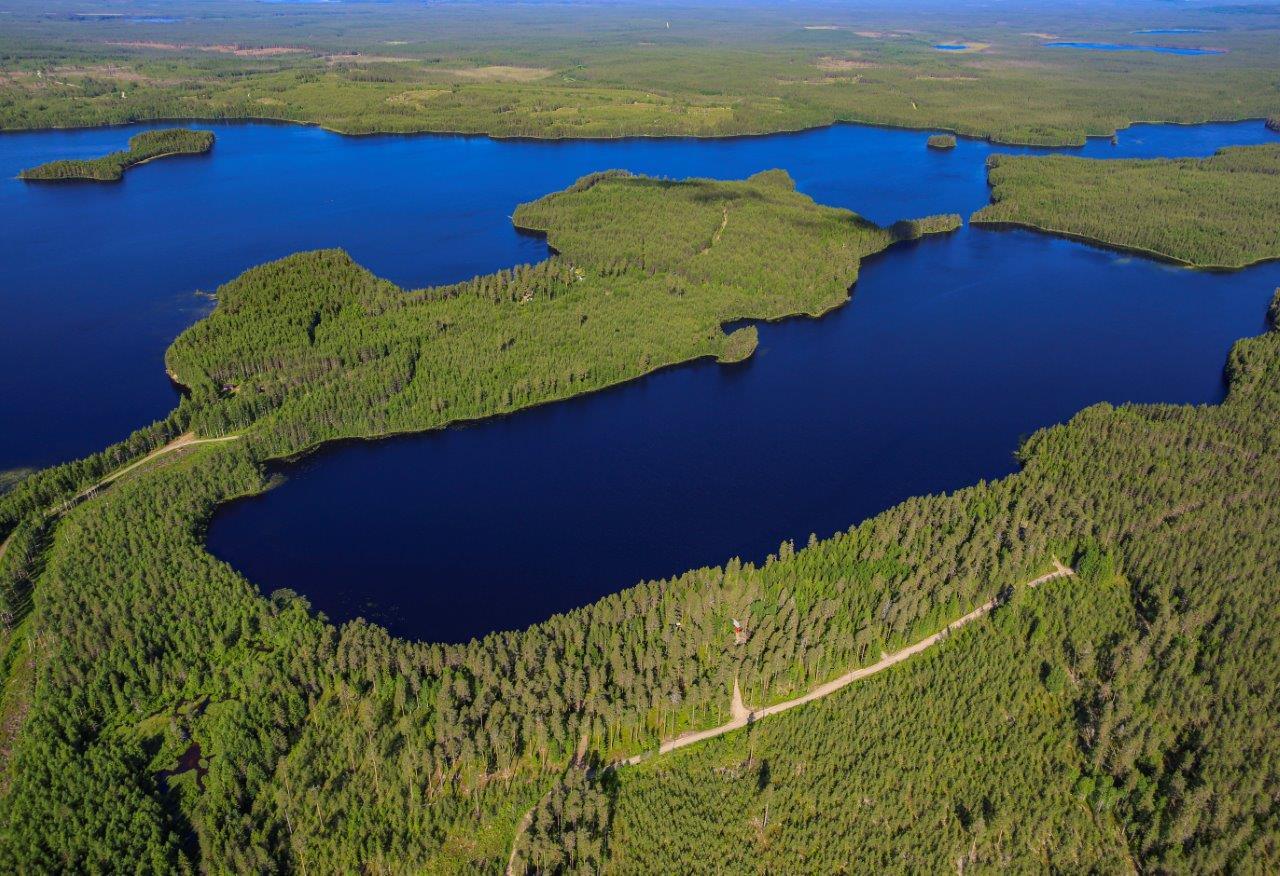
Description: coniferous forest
xmin=18 ymin=128 xmax=214 ymax=181
xmin=972 ymin=144 xmax=1280 ymax=268
xmin=0 ymin=157 xmax=1278 ymax=874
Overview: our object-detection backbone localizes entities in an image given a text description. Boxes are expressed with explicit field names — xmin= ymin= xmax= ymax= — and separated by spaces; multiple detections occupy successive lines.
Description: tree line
xmin=972 ymin=144 xmax=1280 ymax=268
xmin=0 ymin=166 xmax=1276 ymax=872
xmin=19 ymin=128 xmax=213 ymax=181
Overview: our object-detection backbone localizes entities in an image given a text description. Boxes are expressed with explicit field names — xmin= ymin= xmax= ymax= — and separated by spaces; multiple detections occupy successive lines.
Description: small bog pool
xmin=1044 ymin=41 xmax=1223 ymax=56
xmin=933 ymin=44 xmax=968 ymax=51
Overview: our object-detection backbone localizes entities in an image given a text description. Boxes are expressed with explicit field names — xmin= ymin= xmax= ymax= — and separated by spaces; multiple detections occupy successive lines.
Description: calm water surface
xmin=1043 ymin=41 xmax=1224 ymax=55
xmin=3 ymin=119 xmax=1275 ymax=469
xmin=3 ymin=118 xmax=1278 ymax=642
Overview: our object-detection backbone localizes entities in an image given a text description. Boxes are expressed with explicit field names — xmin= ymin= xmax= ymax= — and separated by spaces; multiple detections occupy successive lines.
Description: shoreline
xmin=2 ymin=111 xmax=1276 ymax=152
xmin=200 ymin=223 xmax=964 ymax=638
xmin=17 ymin=132 xmax=213 ymax=182
xmin=969 ymin=217 xmax=1277 ymax=272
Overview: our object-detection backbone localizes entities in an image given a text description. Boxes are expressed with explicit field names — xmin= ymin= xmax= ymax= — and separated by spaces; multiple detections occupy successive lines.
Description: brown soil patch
xmin=387 ymin=88 xmax=450 ymax=107
xmin=447 ymin=66 xmax=554 ymax=82
xmin=816 ymin=56 xmax=878 ymax=71
xmin=107 ymin=41 xmax=309 ymax=56
xmin=785 ymin=76 xmax=862 ymax=86
xmin=326 ymin=54 xmax=419 ymax=65
xmin=209 ymin=44 xmax=308 ymax=57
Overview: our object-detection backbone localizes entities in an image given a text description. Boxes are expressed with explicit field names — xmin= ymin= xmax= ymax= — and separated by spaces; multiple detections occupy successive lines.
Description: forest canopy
xmin=0 ymin=160 xmax=1277 ymax=873
xmin=18 ymin=127 xmax=214 ymax=181
xmin=971 ymin=144 xmax=1280 ymax=268
xmin=163 ymin=169 xmax=957 ymax=455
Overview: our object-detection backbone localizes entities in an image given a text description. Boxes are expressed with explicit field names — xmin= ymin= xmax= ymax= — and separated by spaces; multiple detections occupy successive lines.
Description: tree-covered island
xmin=971 ymin=144 xmax=1280 ymax=269
xmin=19 ymin=128 xmax=214 ymax=181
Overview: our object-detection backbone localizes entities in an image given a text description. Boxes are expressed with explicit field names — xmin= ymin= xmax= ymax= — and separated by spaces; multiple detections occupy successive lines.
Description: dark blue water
xmin=934 ymin=44 xmax=969 ymax=51
xmin=1044 ymin=41 xmax=1224 ymax=56
xmin=206 ymin=231 xmax=1279 ymax=642
xmin=4 ymin=119 xmax=1279 ymax=644
xmin=3 ymin=119 xmax=1275 ymax=471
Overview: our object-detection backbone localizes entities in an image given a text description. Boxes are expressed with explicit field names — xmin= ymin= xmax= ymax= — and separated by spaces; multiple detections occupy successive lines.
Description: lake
xmin=3 ymin=117 xmax=1278 ymax=642
xmin=3 ymin=119 xmax=1275 ymax=471
xmin=1043 ymin=41 xmax=1224 ymax=56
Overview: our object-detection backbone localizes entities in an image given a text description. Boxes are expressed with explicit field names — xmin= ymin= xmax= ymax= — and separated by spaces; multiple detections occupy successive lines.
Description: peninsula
xmin=972 ymin=144 xmax=1280 ymax=268
xmin=19 ymin=128 xmax=214 ymax=181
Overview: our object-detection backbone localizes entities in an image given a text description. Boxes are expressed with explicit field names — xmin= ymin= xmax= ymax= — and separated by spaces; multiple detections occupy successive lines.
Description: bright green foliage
xmin=526 ymin=295 xmax=1280 ymax=873
xmin=0 ymin=163 xmax=1277 ymax=873
xmin=927 ymin=133 xmax=956 ymax=149
xmin=607 ymin=576 xmax=1137 ymax=872
xmin=510 ymin=767 xmax=613 ymax=874
xmin=973 ymin=144 xmax=1280 ymax=267
xmin=0 ymin=515 xmax=47 ymax=632
xmin=0 ymin=410 xmax=190 ymax=539
xmin=166 ymin=171 xmax=956 ymax=455
xmin=18 ymin=128 xmax=213 ymax=181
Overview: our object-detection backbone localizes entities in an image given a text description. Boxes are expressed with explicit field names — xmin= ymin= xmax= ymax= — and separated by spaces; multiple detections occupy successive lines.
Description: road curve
xmin=2 ymin=433 xmax=240 ymax=565
xmin=70 ymin=432 xmax=241 ymax=504
xmin=508 ymin=560 xmax=1074 ymax=872
xmin=624 ymin=559 xmax=1073 ymax=765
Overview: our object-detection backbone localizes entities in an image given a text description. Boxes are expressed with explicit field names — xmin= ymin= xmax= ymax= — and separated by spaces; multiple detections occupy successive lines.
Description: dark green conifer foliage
xmin=0 ymin=167 xmax=1276 ymax=873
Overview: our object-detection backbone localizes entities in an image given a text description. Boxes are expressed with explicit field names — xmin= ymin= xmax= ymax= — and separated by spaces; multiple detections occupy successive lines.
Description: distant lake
xmin=1133 ymin=29 xmax=1206 ymax=35
xmin=933 ymin=44 xmax=969 ymax=51
xmin=2 ymin=117 xmax=1278 ymax=642
xmin=1044 ymin=41 xmax=1224 ymax=56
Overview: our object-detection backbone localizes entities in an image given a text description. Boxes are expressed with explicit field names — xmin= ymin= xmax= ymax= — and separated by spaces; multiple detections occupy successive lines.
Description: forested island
xmin=18 ymin=128 xmax=213 ymax=181
xmin=972 ymin=144 xmax=1280 ymax=268
xmin=2 ymin=158 xmax=1279 ymax=873
xmin=926 ymin=133 xmax=956 ymax=150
